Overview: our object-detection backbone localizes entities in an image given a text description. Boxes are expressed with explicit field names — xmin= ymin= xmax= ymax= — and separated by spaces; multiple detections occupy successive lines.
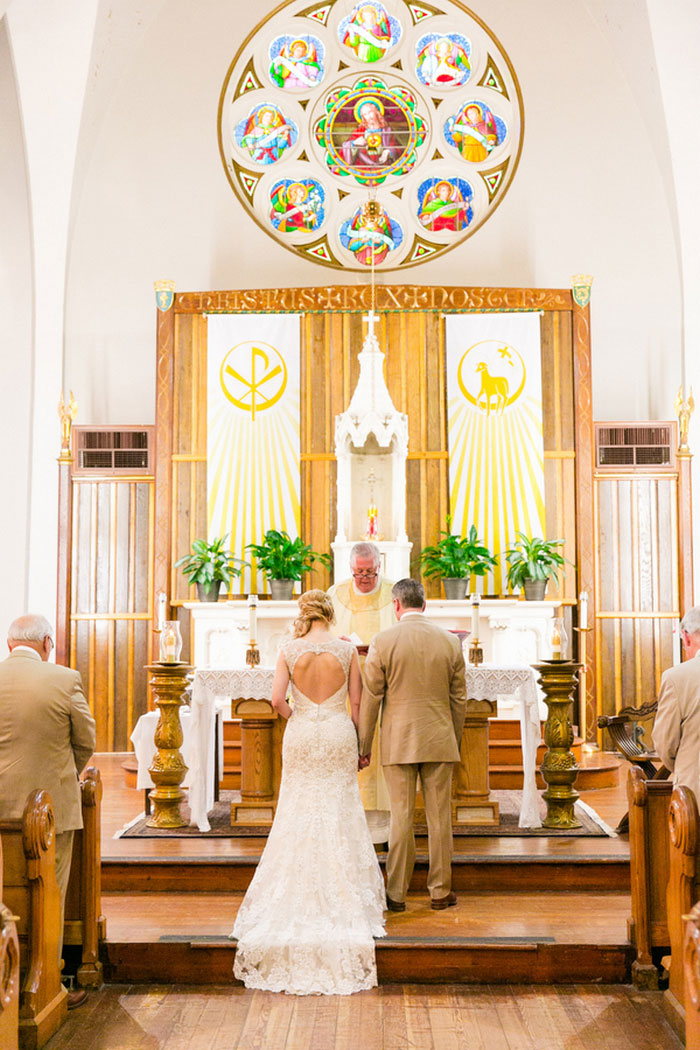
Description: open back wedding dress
xmin=231 ymin=636 xmax=386 ymax=995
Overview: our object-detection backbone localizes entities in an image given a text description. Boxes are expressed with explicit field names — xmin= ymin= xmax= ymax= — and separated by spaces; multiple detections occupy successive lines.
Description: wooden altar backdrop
xmin=154 ymin=284 xmax=596 ymax=740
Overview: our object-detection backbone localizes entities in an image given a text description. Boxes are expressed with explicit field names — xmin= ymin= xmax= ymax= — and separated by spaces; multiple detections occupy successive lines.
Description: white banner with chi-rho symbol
xmin=206 ymin=314 xmax=300 ymax=595
xmin=445 ymin=313 xmax=545 ymax=595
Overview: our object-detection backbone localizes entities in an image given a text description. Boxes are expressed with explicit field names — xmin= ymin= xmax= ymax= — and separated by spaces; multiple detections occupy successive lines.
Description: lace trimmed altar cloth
xmin=231 ymin=636 xmax=385 ymax=995
xmin=466 ymin=663 xmax=541 ymax=829
xmin=187 ymin=667 xmax=275 ymax=831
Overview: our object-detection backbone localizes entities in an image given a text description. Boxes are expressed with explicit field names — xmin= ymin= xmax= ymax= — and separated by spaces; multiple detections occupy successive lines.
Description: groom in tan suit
xmin=359 ymin=579 xmax=466 ymax=911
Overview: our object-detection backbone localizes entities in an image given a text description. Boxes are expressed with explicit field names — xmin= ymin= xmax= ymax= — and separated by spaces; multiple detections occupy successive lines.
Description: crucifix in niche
xmin=365 ymin=468 xmax=381 ymax=540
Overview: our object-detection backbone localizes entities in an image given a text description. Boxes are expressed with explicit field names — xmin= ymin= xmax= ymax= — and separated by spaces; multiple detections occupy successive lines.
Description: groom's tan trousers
xmin=383 ymin=761 xmax=454 ymax=902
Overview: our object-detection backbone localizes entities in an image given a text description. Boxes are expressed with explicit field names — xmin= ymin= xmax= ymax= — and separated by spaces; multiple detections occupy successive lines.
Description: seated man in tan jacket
xmin=653 ymin=605 xmax=700 ymax=802
xmin=359 ymin=578 xmax=466 ymax=911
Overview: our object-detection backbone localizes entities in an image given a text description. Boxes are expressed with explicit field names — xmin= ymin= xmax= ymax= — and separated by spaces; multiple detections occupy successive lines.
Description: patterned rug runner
xmin=118 ymin=790 xmax=614 ymax=839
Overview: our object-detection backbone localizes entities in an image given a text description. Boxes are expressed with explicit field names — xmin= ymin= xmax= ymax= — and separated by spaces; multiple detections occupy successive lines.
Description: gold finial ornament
xmin=154 ymin=279 xmax=176 ymax=312
xmin=58 ymin=390 xmax=77 ymax=461
xmin=571 ymin=273 xmax=593 ymax=308
xmin=676 ymin=385 xmax=695 ymax=453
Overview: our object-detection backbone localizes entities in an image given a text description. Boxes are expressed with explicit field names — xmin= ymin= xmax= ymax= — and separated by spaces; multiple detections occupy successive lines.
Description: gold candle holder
xmin=468 ymin=639 xmax=483 ymax=666
xmin=146 ymin=662 xmax=192 ymax=828
xmin=245 ymin=642 xmax=260 ymax=667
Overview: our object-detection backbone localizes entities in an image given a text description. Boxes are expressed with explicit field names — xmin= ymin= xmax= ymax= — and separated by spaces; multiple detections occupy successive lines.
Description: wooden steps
xmin=102 ymin=847 xmax=629 ymax=896
xmin=102 ymin=935 xmax=633 ymax=986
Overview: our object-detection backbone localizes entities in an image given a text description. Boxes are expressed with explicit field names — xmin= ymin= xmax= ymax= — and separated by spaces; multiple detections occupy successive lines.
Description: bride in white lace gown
xmin=231 ymin=590 xmax=386 ymax=995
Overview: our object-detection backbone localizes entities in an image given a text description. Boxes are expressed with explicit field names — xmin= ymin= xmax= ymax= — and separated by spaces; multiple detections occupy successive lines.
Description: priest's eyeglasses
xmin=351 ymin=569 xmax=378 ymax=579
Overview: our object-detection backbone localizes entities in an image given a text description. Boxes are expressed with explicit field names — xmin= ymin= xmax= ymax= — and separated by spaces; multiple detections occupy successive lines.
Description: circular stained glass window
xmin=218 ymin=0 xmax=524 ymax=271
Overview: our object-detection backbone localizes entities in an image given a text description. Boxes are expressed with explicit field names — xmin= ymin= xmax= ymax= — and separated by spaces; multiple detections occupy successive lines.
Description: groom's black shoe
xmin=431 ymin=891 xmax=457 ymax=911
xmin=386 ymin=896 xmax=406 ymax=912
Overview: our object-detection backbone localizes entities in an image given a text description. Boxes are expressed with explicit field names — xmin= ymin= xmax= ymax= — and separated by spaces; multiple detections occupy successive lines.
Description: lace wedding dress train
xmin=231 ymin=636 xmax=386 ymax=995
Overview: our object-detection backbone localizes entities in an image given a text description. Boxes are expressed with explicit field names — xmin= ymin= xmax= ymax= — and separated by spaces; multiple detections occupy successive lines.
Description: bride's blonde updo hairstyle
xmin=292 ymin=589 xmax=336 ymax=638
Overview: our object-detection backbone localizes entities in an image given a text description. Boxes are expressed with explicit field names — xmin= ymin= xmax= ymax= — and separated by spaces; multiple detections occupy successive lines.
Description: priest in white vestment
xmin=327 ymin=542 xmax=396 ymax=842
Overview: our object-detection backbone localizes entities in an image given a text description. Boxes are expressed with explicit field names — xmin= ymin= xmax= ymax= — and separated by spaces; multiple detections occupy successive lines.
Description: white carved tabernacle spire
xmin=333 ymin=309 xmax=411 ymax=577
xmin=338 ymin=310 xmax=408 ymax=451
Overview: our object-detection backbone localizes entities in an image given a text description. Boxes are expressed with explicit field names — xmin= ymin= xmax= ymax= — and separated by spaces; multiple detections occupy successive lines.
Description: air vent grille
xmin=595 ymin=422 xmax=675 ymax=471
xmin=72 ymin=427 xmax=154 ymax=476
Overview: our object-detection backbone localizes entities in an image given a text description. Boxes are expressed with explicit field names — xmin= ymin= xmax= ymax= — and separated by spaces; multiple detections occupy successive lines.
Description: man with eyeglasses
xmin=0 ymin=613 xmax=95 ymax=1008
xmin=653 ymin=606 xmax=700 ymax=804
xmin=327 ymin=542 xmax=396 ymax=841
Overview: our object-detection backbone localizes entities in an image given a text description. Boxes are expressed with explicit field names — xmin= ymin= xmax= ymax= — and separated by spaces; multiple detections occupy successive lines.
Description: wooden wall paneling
xmin=69 ymin=478 xmax=153 ymax=751
xmin=154 ymin=303 xmax=175 ymax=649
xmin=678 ymin=451 xmax=695 ymax=613
xmin=572 ymin=297 xmax=596 ymax=740
xmin=56 ymin=456 xmax=73 ymax=665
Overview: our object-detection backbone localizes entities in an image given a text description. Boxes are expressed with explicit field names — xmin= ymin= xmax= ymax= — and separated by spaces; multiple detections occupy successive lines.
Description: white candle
xmin=470 ymin=593 xmax=480 ymax=639
xmin=157 ymin=591 xmax=166 ymax=631
xmin=248 ymin=593 xmax=258 ymax=644
xmin=579 ymin=590 xmax=588 ymax=631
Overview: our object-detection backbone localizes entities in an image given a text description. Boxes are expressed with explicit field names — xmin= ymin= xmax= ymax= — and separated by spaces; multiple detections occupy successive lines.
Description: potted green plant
xmin=504 ymin=532 xmax=568 ymax=600
xmin=420 ymin=523 xmax=498 ymax=600
xmin=246 ymin=529 xmax=331 ymax=600
xmin=174 ymin=534 xmax=247 ymax=602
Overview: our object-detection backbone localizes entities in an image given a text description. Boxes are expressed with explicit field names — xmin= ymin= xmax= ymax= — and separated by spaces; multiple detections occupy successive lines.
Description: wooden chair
xmin=668 ymin=785 xmax=700 ymax=1013
xmin=63 ymin=767 xmax=105 ymax=987
xmin=0 ymin=790 xmax=67 ymax=1050
xmin=0 ymin=834 xmax=20 ymax=1050
xmin=598 ymin=700 xmax=669 ymax=832
xmin=627 ymin=765 xmax=674 ymax=987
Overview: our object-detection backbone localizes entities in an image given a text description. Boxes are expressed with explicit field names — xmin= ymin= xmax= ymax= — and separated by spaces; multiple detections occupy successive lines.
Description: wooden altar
xmin=182 ymin=664 xmax=543 ymax=833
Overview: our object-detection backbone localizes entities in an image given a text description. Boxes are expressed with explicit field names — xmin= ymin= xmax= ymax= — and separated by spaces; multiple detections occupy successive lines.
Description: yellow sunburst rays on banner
xmin=207 ymin=331 xmax=300 ymax=596
xmin=447 ymin=334 xmax=545 ymax=594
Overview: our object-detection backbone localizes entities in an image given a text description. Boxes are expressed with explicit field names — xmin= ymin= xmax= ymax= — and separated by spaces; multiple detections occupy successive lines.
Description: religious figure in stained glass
xmin=339 ymin=3 xmax=400 ymax=63
xmin=339 ymin=201 xmax=403 ymax=265
xmin=235 ymin=104 xmax=298 ymax=165
xmin=317 ymin=79 xmax=425 ymax=185
xmin=269 ymin=179 xmax=325 ymax=232
xmin=269 ymin=36 xmax=324 ymax=91
xmin=415 ymin=34 xmax=471 ymax=88
xmin=341 ymin=98 xmax=401 ymax=170
xmin=444 ymin=101 xmax=505 ymax=162
xmin=417 ymin=178 xmax=473 ymax=231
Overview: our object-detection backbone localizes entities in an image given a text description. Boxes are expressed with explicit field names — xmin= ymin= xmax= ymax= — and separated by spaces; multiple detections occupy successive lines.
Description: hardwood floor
xmin=44 ymin=983 xmax=682 ymax=1050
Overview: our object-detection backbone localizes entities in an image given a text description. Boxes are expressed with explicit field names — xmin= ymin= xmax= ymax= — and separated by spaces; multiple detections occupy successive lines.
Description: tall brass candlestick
xmin=146 ymin=662 xmax=192 ymax=828
xmin=533 ymin=660 xmax=582 ymax=829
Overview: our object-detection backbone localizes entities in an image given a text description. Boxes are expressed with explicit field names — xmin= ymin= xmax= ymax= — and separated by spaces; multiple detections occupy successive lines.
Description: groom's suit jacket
xmin=0 ymin=648 xmax=96 ymax=832
xmin=359 ymin=613 xmax=466 ymax=764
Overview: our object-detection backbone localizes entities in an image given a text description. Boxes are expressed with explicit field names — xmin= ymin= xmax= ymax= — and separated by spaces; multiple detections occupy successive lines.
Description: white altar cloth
xmin=467 ymin=663 xmax=542 ymax=829
xmin=188 ymin=667 xmax=275 ymax=831
xmin=146 ymin=663 xmax=543 ymax=833
xmin=130 ymin=700 xmax=227 ymax=830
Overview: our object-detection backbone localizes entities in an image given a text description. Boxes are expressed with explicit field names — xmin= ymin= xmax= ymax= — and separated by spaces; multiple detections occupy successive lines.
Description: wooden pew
xmin=683 ymin=901 xmax=700 ymax=1050
xmin=627 ymin=764 xmax=673 ymax=987
xmin=668 ymin=785 xmax=700 ymax=1013
xmin=0 ymin=834 xmax=20 ymax=1050
xmin=0 ymin=790 xmax=67 ymax=1050
xmin=63 ymin=767 xmax=105 ymax=987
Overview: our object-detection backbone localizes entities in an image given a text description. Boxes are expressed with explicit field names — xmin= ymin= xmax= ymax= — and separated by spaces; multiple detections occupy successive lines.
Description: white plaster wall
xmin=0 ymin=17 xmax=33 ymax=642
xmin=65 ymin=0 xmax=681 ymax=426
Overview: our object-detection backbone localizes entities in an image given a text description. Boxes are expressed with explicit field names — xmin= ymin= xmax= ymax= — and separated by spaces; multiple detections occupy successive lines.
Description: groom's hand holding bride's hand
xmin=358 ymin=753 xmax=371 ymax=770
